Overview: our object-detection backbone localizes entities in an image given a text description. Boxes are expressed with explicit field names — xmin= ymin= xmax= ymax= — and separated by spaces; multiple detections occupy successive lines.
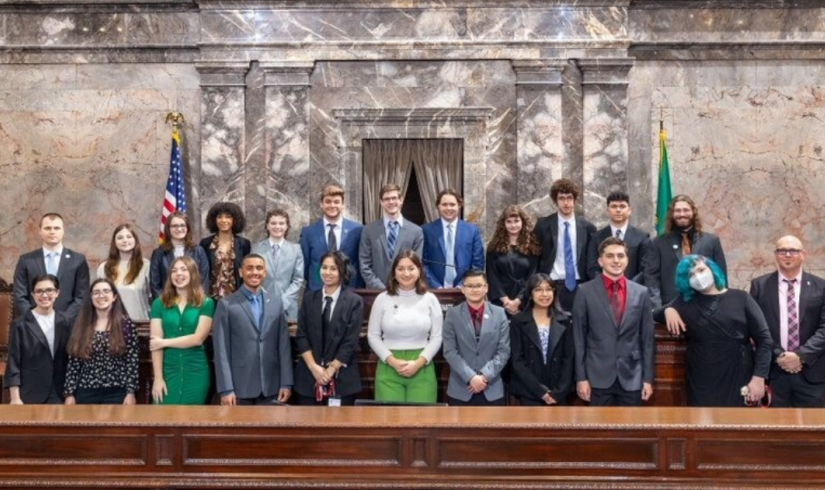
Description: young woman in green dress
xmin=149 ymin=256 xmax=215 ymax=404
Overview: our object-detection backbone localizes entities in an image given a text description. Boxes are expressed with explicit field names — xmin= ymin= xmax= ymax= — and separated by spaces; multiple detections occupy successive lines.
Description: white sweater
xmin=367 ymin=289 xmax=443 ymax=363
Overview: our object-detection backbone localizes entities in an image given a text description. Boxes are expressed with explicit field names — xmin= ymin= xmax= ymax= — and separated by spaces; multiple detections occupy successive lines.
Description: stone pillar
xmin=512 ymin=59 xmax=567 ymax=219
xmin=260 ymin=60 xmax=315 ymax=235
xmin=577 ymin=58 xmax=634 ymax=225
xmin=195 ymin=61 xmax=249 ymax=236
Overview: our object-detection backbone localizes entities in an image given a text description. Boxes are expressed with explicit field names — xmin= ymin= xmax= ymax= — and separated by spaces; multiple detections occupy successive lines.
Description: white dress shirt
xmin=32 ymin=310 xmax=56 ymax=357
xmin=323 ymin=217 xmax=344 ymax=249
xmin=551 ymin=214 xmax=578 ymax=281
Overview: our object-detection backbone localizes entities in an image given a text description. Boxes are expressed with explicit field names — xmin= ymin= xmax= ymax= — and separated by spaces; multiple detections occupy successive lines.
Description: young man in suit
xmin=251 ymin=209 xmax=304 ymax=322
xmin=442 ymin=269 xmax=511 ymax=406
xmin=421 ymin=189 xmax=484 ymax=289
xmin=573 ymin=237 xmax=655 ymax=406
xmin=5 ymin=274 xmax=72 ymax=404
xmin=750 ymin=235 xmax=825 ymax=408
xmin=299 ymin=184 xmax=363 ymax=291
xmin=13 ymin=213 xmax=90 ymax=323
xmin=533 ymin=179 xmax=596 ymax=312
xmin=644 ymin=195 xmax=727 ymax=308
xmin=359 ymin=183 xmax=424 ymax=289
xmin=586 ymin=191 xmax=651 ymax=284
xmin=213 ymin=254 xmax=293 ymax=406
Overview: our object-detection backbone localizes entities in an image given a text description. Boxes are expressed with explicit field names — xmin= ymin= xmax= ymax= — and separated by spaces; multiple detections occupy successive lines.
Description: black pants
xmin=448 ymin=393 xmax=504 ymax=406
xmin=554 ymin=280 xmax=581 ymax=313
xmin=298 ymin=395 xmax=356 ymax=406
xmin=75 ymin=387 xmax=128 ymax=404
xmin=590 ymin=380 xmax=641 ymax=407
xmin=770 ymin=370 xmax=825 ymax=408
xmin=237 ymin=393 xmax=281 ymax=406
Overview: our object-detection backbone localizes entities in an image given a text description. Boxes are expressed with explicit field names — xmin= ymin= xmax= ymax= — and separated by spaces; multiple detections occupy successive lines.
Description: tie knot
xmin=324 ymin=296 xmax=333 ymax=306
xmin=564 ymin=221 xmax=570 ymax=229
xmin=611 ymin=281 xmax=620 ymax=292
xmin=390 ymin=220 xmax=398 ymax=228
xmin=784 ymin=278 xmax=797 ymax=286
xmin=328 ymin=224 xmax=335 ymax=230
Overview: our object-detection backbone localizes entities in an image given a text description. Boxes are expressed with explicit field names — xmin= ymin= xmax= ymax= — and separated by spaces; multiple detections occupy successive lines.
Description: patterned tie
xmin=610 ymin=281 xmax=623 ymax=327
xmin=444 ymin=224 xmax=456 ymax=287
xmin=387 ymin=221 xmax=398 ymax=258
xmin=615 ymin=228 xmax=623 ymax=240
xmin=563 ymin=222 xmax=576 ymax=292
xmin=784 ymin=278 xmax=800 ymax=351
xmin=680 ymin=231 xmax=691 ymax=256
xmin=327 ymin=224 xmax=337 ymax=252
xmin=46 ymin=252 xmax=57 ymax=275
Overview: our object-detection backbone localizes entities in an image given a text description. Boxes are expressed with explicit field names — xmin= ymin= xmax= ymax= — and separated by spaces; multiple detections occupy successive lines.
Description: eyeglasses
xmin=463 ymin=284 xmax=487 ymax=290
xmin=775 ymin=249 xmax=802 ymax=257
xmin=91 ymin=289 xmax=113 ymax=297
xmin=33 ymin=288 xmax=57 ymax=296
xmin=169 ymin=224 xmax=187 ymax=230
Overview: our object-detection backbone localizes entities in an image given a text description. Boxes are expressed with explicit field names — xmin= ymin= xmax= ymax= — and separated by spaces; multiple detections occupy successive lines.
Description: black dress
xmin=655 ymin=289 xmax=773 ymax=407
xmin=486 ymin=248 xmax=539 ymax=312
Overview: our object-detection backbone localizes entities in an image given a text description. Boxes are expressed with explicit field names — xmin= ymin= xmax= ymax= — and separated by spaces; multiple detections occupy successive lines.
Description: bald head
xmin=774 ymin=235 xmax=805 ymax=277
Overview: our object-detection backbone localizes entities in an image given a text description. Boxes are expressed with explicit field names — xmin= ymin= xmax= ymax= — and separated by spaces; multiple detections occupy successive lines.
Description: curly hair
xmin=665 ymin=195 xmax=703 ymax=235
xmin=205 ymin=201 xmax=246 ymax=235
xmin=487 ymin=205 xmax=541 ymax=256
xmin=550 ymin=178 xmax=580 ymax=203
xmin=674 ymin=255 xmax=727 ymax=302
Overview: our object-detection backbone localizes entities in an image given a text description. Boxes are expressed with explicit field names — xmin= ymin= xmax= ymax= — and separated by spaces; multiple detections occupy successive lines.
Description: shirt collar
xmin=239 ymin=284 xmax=263 ymax=301
xmin=601 ymin=274 xmax=627 ymax=291
xmin=268 ymin=237 xmax=285 ymax=247
xmin=467 ymin=302 xmax=485 ymax=319
xmin=43 ymin=246 xmax=63 ymax=258
xmin=323 ymin=285 xmax=342 ymax=302
xmin=610 ymin=223 xmax=629 ymax=236
xmin=557 ymin=214 xmax=576 ymax=226
xmin=323 ymin=217 xmax=343 ymax=228
xmin=779 ymin=270 xmax=803 ymax=284
xmin=383 ymin=215 xmax=404 ymax=228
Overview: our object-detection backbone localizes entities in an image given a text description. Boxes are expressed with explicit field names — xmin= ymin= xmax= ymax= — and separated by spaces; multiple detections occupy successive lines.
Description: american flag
xmin=158 ymin=128 xmax=187 ymax=243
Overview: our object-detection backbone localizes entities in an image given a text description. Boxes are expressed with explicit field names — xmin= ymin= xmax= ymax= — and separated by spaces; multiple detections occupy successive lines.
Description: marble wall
xmin=0 ymin=1 xmax=824 ymax=290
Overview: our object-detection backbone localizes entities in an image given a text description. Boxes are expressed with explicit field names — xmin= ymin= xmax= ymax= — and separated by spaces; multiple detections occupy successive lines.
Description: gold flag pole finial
xmin=165 ymin=112 xmax=185 ymax=128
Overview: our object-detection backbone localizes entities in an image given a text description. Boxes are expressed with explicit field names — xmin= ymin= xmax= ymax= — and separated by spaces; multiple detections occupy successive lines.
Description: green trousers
xmin=375 ymin=349 xmax=437 ymax=403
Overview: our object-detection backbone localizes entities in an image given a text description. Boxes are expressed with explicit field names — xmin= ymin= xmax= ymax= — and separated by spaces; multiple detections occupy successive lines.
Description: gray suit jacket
xmin=572 ymin=277 xmax=655 ymax=391
xmin=251 ymin=239 xmax=305 ymax=321
xmin=212 ymin=287 xmax=293 ymax=399
xmin=442 ymin=301 xmax=511 ymax=402
xmin=359 ymin=218 xmax=424 ymax=289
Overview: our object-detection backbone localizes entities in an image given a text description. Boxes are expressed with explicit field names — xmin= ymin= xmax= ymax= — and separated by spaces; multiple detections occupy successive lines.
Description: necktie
xmin=327 ymin=224 xmax=337 ymax=252
xmin=321 ymin=296 xmax=333 ymax=362
xmin=46 ymin=252 xmax=57 ymax=275
xmin=615 ymin=228 xmax=623 ymax=240
xmin=472 ymin=310 xmax=482 ymax=338
xmin=271 ymin=243 xmax=281 ymax=265
xmin=610 ymin=281 xmax=623 ymax=327
xmin=680 ymin=231 xmax=691 ymax=256
xmin=784 ymin=278 xmax=800 ymax=351
xmin=387 ymin=221 xmax=399 ymax=258
xmin=563 ymin=222 xmax=576 ymax=292
xmin=250 ymin=294 xmax=261 ymax=330
xmin=444 ymin=224 xmax=456 ymax=287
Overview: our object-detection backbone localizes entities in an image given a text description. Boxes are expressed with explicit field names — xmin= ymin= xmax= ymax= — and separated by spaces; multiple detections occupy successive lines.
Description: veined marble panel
xmin=0 ymin=64 xmax=199 ymax=280
xmin=650 ymin=85 xmax=825 ymax=286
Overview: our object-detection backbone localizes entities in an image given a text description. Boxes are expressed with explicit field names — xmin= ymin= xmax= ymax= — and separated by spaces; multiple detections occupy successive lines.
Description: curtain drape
xmin=411 ymin=139 xmax=463 ymax=222
xmin=362 ymin=139 xmax=414 ymax=223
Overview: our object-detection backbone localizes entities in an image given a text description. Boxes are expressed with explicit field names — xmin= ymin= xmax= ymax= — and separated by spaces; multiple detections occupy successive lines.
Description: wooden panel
xmin=0 ymin=433 xmax=147 ymax=466
xmin=696 ymin=438 xmax=825 ymax=471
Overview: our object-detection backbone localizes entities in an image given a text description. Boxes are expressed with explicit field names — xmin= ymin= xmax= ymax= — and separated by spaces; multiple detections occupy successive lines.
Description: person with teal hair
xmin=655 ymin=255 xmax=773 ymax=407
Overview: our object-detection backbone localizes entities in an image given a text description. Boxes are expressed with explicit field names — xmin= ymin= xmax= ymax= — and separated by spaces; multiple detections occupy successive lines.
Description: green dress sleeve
xmin=200 ymin=297 xmax=216 ymax=318
xmin=150 ymin=298 xmax=164 ymax=319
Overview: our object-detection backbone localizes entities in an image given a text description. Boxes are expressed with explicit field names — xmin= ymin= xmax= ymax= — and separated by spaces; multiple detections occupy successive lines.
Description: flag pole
xmin=159 ymin=112 xmax=187 ymax=243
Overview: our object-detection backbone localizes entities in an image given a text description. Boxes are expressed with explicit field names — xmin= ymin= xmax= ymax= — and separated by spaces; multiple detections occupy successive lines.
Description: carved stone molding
xmin=512 ymin=59 xmax=568 ymax=88
xmin=577 ymin=58 xmax=635 ymax=86
xmin=259 ymin=60 xmax=316 ymax=87
xmin=195 ymin=61 xmax=249 ymax=87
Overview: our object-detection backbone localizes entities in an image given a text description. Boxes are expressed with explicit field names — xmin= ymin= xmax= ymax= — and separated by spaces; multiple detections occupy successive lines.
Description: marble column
xmin=512 ymin=59 xmax=567 ymax=219
xmin=578 ymin=58 xmax=634 ymax=225
xmin=195 ymin=61 xmax=249 ymax=236
xmin=260 ymin=61 xmax=315 ymax=235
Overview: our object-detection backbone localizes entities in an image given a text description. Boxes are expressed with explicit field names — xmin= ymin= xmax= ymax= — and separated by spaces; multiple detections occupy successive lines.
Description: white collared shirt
xmin=610 ymin=223 xmax=629 ymax=240
xmin=441 ymin=218 xmax=458 ymax=252
xmin=383 ymin=215 xmax=405 ymax=236
xmin=268 ymin=237 xmax=286 ymax=249
xmin=778 ymin=270 xmax=803 ymax=351
xmin=32 ymin=310 xmax=56 ymax=357
xmin=42 ymin=246 xmax=64 ymax=273
xmin=323 ymin=217 xmax=343 ymax=249
xmin=551 ymin=214 xmax=578 ymax=281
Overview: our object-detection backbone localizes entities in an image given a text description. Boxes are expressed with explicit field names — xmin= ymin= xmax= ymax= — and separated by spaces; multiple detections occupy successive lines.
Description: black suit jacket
xmin=199 ymin=234 xmax=252 ymax=294
xmin=4 ymin=310 xmax=72 ymax=403
xmin=509 ymin=310 xmax=574 ymax=404
xmin=149 ymin=246 xmax=210 ymax=300
xmin=586 ymin=225 xmax=651 ymax=283
xmin=534 ymin=213 xmax=596 ymax=280
xmin=12 ymin=248 xmax=89 ymax=322
xmin=750 ymin=271 xmax=825 ymax=384
xmin=294 ymin=288 xmax=365 ymax=398
xmin=644 ymin=230 xmax=727 ymax=308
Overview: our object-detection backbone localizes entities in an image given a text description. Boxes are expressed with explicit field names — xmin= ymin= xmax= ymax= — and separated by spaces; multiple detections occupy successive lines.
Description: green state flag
xmin=655 ymin=128 xmax=673 ymax=236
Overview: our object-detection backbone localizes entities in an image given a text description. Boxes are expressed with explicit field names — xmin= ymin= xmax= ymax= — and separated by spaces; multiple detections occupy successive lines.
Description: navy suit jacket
xmin=421 ymin=219 xmax=484 ymax=288
xmin=299 ymin=218 xmax=363 ymax=291
xmin=13 ymin=248 xmax=89 ymax=322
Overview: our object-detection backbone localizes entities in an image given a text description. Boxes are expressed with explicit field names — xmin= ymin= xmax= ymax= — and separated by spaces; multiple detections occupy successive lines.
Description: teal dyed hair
xmin=674 ymin=255 xmax=727 ymax=302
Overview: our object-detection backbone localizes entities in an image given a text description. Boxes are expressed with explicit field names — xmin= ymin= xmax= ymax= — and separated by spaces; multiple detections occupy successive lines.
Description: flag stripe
xmin=159 ymin=127 xmax=187 ymax=243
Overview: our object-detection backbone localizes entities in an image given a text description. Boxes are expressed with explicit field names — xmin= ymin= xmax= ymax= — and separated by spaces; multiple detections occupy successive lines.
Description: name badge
xmin=328 ymin=396 xmax=342 ymax=407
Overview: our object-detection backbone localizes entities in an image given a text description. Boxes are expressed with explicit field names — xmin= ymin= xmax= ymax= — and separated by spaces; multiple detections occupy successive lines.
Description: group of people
xmin=5 ymin=178 xmax=825 ymax=409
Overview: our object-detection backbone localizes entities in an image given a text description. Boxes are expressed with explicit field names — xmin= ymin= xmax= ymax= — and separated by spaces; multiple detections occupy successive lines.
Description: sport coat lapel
xmin=798 ymin=272 xmax=814 ymax=328
xmin=668 ymin=232 xmax=682 ymax=262
xmin=549 ymin=318 xmax=566 ymax=355
xmin=25 ymin=312 xmax=52 ymax=353
xmin=314 ymin=221 xmax=328 ymax=252
xmin=575 ymin=219 xmax=587 ymax=261
xmin=55 ymin=250 xmax=70 ymax=282
xmin=595 ymin=280 xmax=620 ymax=329
xmin=620 ymin=284 xmax=641 ymax=331
xmin=238 ymin=294 xmax=259 ymax=332
xmin=521 ymin=313 xmax=543 ymax=351
xmin=548 ymin=217 xmax=559 ymax=248
xmin=763 ymin=273 xmax=781 ymax=333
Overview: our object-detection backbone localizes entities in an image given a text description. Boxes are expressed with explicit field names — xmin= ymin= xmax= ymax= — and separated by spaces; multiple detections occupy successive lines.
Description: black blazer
xmin=644 ymin=230 xmax=727 ymax=308
xmin=750 ymin=271 xmax=825 ymax=384
xmin=12 ymin=248 xmax=89 ymax=322
xmin=4 ymin=310 xmax=72 ymax=403
xmin=149 ymin=245 xmax=210 ymax=300
xmin=533 ymin=213 xmax=596 ymax=280
xmin=509 ymin=310 xmax=575 ymax=404
xmin=486 ymin=249 xmax=539 ymax=307
xmin=586 ymin=225 xmax=651 ymax=284
xmin=199 ymin=234 xmax=252 ymax=295
xmin=294 ymin=288 xmax=365 ymax=398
